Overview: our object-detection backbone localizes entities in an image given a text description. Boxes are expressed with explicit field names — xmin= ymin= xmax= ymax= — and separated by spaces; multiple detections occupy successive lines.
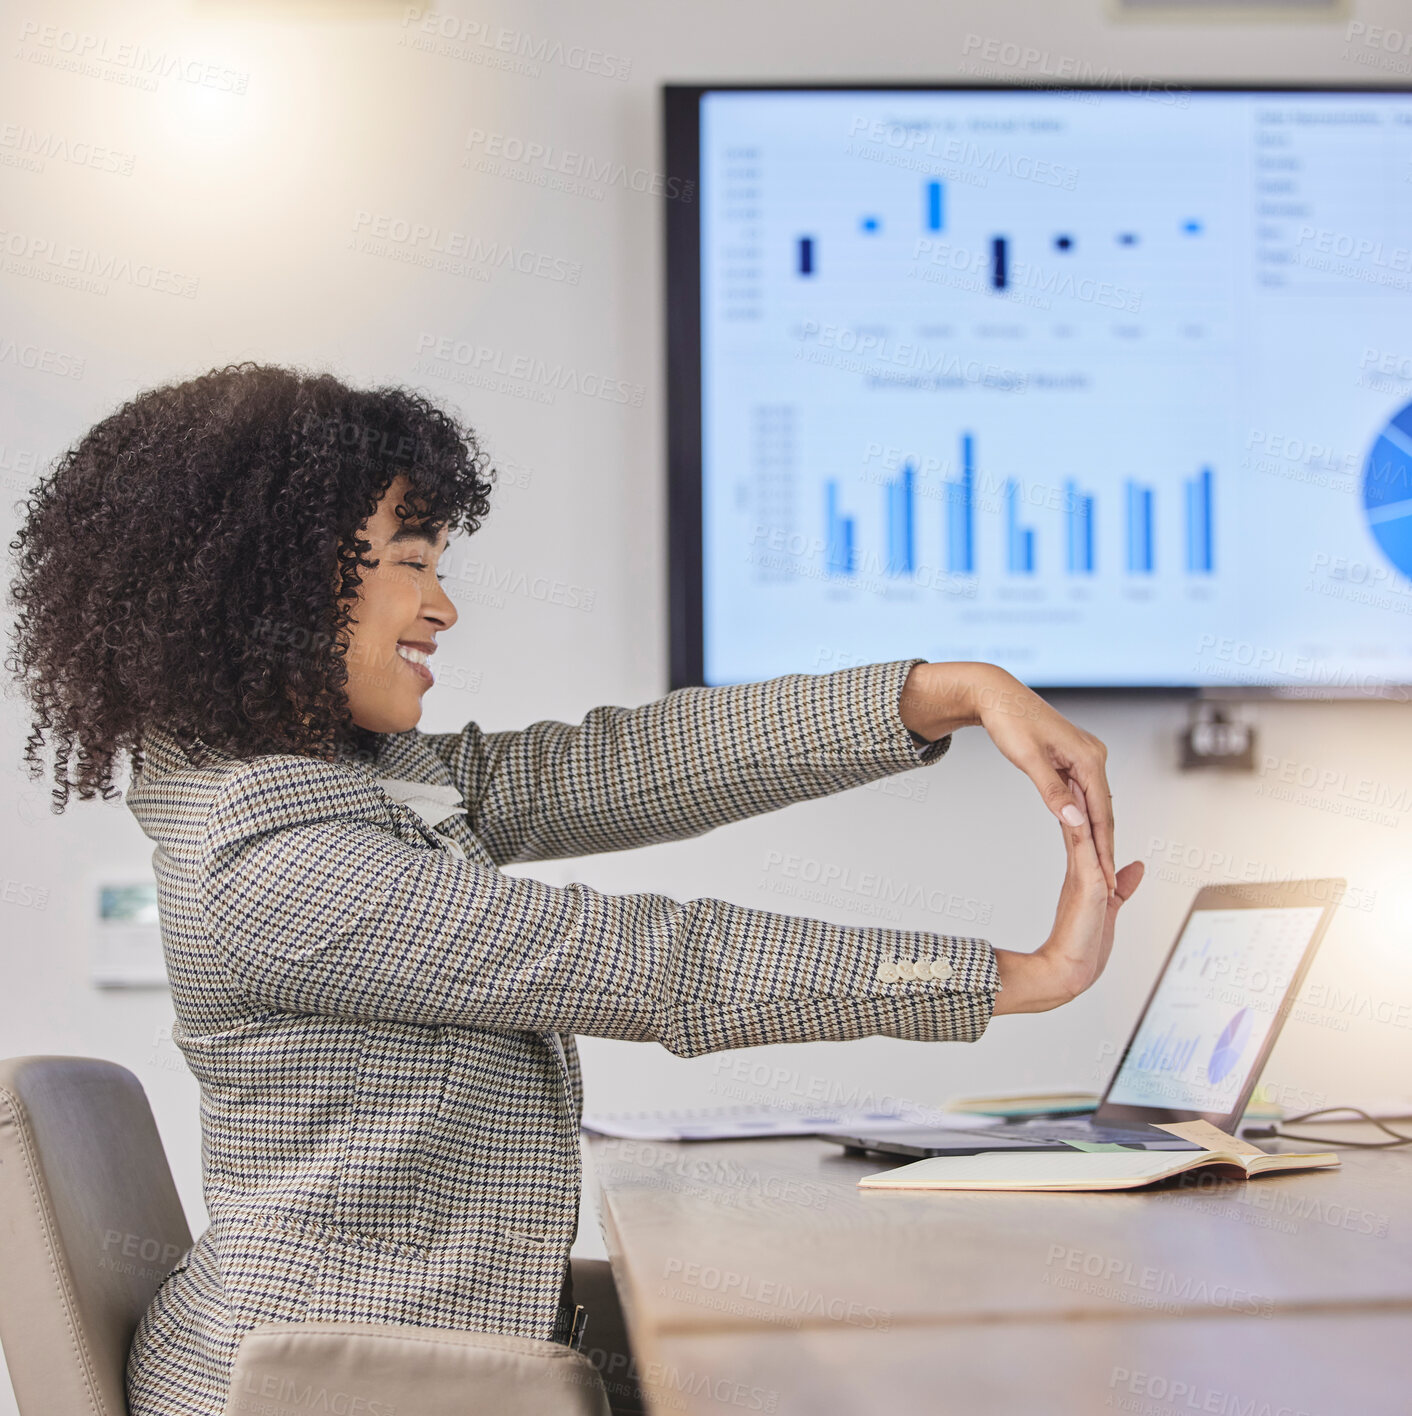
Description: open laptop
xmin=821 ymin=879 xmax=1345 ymax=1157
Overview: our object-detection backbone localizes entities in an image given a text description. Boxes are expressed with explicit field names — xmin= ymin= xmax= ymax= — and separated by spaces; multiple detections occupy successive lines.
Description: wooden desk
xmin=585 ymin=1129 xmax=1412 ymax=1415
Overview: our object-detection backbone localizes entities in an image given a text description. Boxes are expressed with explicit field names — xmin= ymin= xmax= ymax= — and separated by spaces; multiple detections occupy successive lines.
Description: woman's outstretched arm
xmin=416 ymin=657 xmax=955 ymax=867
xmin=198 ymin=751 xmax=1000 ymax=1053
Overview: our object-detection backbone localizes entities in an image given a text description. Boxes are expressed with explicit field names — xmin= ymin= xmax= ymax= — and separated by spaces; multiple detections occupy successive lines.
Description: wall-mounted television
xmin=664 ymin=84 xmax=1412 ymax=696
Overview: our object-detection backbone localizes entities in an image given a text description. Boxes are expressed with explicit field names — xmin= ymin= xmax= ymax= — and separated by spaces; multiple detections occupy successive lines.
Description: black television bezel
xmin=664 ymin=81 xmax=1412 ymax=697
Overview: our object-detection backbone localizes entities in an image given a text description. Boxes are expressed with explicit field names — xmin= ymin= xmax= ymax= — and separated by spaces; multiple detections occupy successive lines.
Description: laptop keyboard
xmin=1015 ymin=1119 xmax=1172 ymax=1144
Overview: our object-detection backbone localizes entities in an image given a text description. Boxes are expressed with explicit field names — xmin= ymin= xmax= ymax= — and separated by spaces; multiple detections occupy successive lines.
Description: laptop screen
xmin=1103 ymin=905 xmax=1326 ymax=1116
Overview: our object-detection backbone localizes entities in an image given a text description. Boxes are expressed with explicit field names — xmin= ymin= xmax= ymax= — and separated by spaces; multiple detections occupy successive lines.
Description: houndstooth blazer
xmin=123 ymin=657 xmax=1001 ymax=1416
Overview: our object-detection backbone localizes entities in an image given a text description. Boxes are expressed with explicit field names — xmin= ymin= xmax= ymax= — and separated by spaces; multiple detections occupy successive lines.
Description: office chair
xmin=0 ymin=1055 xmax=610 ymax=1416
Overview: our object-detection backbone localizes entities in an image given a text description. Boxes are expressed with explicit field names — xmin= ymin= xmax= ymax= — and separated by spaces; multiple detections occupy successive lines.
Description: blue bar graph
xmin=820 ymin=448 xmax=1208 ymax=586
xmin=990 ymin=236 xmax=1009 ymax=291
xmin=926 ymin=180 xmax=945 ymax=232
xmin=1065 ymin=480 xmax=1096 ymax=574
xmin=1005 ymin=479 xmax=1035 ymax=574
xmin=885 ymin=462 xmax=916 ymax=575
xmin=945 ymin=433 xmax=976 ymax=574
xmin=1135 ymin=1022 xmax=1199 ymax=1076
xmin=797 ymin=236 xmax=814 ymax=276
xmin=1185 ymin=467 xmax=1214 ymax=573
xmin=825 ymin=480 xmax=855 ymax=576
xmin=1126 ymin=480 xmax=1154 ymax=573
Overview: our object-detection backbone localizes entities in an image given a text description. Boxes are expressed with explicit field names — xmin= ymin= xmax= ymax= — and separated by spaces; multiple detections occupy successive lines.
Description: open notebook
xmin=857 ymin=1120 xmax=1340 ymax=1193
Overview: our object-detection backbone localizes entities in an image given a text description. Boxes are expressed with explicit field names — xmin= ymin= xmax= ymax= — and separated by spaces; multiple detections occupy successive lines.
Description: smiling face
xmin=340 ymin=474 xmax=458 ymax=734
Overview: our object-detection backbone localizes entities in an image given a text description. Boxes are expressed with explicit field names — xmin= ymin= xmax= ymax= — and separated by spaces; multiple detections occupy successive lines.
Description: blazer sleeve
xmin=416 ymin=657 xmax=952 ymax=867
xmin=196 ymin=755 xmax=999 ymax=1056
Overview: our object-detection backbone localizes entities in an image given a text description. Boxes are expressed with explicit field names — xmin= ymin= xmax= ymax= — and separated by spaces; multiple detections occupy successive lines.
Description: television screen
xmin=665 ymin=85 xmax=1412 ymax=694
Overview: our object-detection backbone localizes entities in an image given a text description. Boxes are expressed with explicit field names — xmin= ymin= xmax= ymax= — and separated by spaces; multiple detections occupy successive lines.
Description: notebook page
xmin=859 ymin=1149 xmax=1192 ymax=1189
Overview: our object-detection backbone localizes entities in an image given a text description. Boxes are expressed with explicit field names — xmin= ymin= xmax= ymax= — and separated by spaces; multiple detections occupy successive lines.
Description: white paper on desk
xmin=857 ymin=1112 xmax=1004 ymax=1132
xmin=581 ymin=1103 xmax=991 ymax=1142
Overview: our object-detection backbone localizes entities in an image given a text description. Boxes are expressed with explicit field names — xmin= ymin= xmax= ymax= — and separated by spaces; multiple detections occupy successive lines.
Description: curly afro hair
xmin=6 ymin=362 xmax=495 ymax=812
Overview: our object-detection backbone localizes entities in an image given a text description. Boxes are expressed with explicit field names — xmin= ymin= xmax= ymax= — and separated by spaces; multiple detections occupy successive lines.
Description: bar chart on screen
xmin=817 ymin=430 xmax=1216 ymax=582
xmin=697 ymin=88 xmax=1412 ymax=686
xmin=1106 ymin=906 xmax=1324 ymax=1113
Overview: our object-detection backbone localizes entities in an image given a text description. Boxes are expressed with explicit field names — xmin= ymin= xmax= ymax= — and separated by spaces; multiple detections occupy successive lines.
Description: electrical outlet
xmin=1180 ymin=706 xmax=1256 ymax=771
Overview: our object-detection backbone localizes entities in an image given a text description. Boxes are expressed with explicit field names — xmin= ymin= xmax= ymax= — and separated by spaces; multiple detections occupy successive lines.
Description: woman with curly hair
xmin=6 ymin=363 xmax=1141 ymax=1416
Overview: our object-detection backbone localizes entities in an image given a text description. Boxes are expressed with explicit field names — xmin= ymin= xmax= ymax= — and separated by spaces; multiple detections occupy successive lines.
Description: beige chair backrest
xmin=0 ymin=1056 xmax=193 ymax=1416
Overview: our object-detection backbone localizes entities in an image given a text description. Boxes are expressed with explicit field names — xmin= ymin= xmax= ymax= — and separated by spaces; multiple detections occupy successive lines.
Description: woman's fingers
xmin=1052 ymin=784 xmax=1111 ymax=987
xmin=972 ymin=669 xmax=1116 ymax=891
xmin=1054 ymin=784 xmax=1083 ymax=911
xmin=1095 ymin=860 xmax=1146 ymax=977
xmin=1113 ymin=859 xmax=1145 ymax=904
xmin=1036 ymin=762 xmax=1085 ymax=827
xmin=1034 ymin=815 xmax=1144 ymax=1014
xmin=1064 ymin=752 xmax=1116 ymax=894
xmin=1029 ymin=754 xmax=1116 ymax=894
xmin=1061 ymin=780 xmax=1106 ymax=892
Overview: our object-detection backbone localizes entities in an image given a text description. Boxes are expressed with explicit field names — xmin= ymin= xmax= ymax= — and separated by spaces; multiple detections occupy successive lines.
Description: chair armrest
xmin=223 ymin=1320 xmax=611 ymax=1416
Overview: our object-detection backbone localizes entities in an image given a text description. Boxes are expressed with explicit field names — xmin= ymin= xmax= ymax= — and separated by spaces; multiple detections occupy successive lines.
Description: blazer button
xmin=876 ymin=961 xmax=899 ymax=983
xmin=928 ymin=959 xmax=954 ymax=983
xmin=894 ymin=960 xmax=914 ymax=980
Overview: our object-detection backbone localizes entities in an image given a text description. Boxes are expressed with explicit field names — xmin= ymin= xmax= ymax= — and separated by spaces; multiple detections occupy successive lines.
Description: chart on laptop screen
xmin=1104 ymin=906 xmax=1325 ymax=1114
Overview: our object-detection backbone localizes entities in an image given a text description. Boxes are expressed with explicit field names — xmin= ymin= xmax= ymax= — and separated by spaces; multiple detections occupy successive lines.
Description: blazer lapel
xmin=372 ymin=733 xmax=489 ymax=867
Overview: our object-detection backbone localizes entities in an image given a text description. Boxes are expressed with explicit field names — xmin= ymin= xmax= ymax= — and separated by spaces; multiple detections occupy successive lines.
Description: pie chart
xmin=1364 ymin=401 xmax=1412 ymax=583
xmin=1206 ymin=1007 xmax=1252 ymax=1087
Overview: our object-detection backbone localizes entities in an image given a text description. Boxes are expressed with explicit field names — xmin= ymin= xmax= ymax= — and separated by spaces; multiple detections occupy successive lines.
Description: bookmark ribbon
xmin=1152 ymin=1120 xmax=1269 ymax=1156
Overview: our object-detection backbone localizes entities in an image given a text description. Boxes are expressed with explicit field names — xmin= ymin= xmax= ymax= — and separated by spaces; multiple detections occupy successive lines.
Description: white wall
xmin=4 ymin=1 xmax=1411 ymax=1410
